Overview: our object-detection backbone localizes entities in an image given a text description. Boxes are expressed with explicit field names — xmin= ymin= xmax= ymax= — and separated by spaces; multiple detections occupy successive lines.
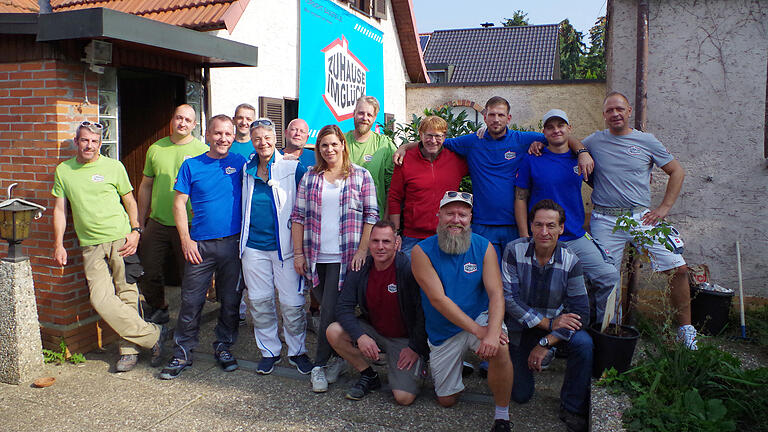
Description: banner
xmin=299 ymin=0 xmax=384 ymax=142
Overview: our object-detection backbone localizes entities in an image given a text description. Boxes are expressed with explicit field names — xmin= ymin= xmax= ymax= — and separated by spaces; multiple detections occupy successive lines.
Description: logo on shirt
xmin=91 ymin=174 xmax=104 ymax=183
xmin=504 ymin=151 xmax=516 ymax=160
xmin=387 ymin=283 xmax=398 ymax=293
xmin=464 ymin=262 xmax=478 ymax=273
xmin=627 ymin=146 xmax=642 ymax=156
xmin=573 ymin=166 xmax=580 ymax=175
xmin=363 ymin=154 xmax=373 ymax=162
xmin=225 ymin=167 xmax=237 ymax=175
xmin=183 ymin=155 xmax=193 ymax=161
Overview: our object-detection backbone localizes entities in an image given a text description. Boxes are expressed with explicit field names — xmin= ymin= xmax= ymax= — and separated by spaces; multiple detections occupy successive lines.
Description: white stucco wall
xmin=208 ymin=0 xmax=409 ymax=126
xmin=608 ymin=0 xmax=768 ymax=296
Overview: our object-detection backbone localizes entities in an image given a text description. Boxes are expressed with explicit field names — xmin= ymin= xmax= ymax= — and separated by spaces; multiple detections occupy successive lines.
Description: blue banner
xmin=299 ymin=0 xmax=384 ymax=143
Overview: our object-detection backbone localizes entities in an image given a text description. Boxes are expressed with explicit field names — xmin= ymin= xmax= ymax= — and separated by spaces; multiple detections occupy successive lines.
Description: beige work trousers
xmin=82 ymin=239 xmax=160 ymax=355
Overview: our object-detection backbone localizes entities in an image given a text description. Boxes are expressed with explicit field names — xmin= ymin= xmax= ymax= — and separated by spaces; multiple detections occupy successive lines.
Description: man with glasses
xmin=344 ymin=95 xmax=397 ymax=216
xmin=229 ymin=103 xmax=256 ymax=160
xmin=282 ymin=118 xmax=316 ymax=168
xmin=53 ymin=121 xmax=166 ymax=372
xmin=137 ymin=104 xmax=208 ymax=325
xmin=388 ymin=115 xmax=468 ymax=256
xmin=411 ymin=191 xmax=514 ymax=432
xmin=159 ymin=114 xmax=246 ymax=379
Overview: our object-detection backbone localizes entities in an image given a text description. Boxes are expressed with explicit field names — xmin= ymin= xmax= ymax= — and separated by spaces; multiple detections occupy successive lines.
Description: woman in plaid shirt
xmin=291 ymin=124 xmax=379 ymax=392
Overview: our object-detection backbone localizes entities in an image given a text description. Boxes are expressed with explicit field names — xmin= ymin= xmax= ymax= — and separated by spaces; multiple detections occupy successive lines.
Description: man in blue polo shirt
xmin=159 ymin=114 xmax=247 ymax=380
xmin=514 ymin=109 xmax=618 ymax=326
xmin=395 ymin=97 xmax=593 ymax=262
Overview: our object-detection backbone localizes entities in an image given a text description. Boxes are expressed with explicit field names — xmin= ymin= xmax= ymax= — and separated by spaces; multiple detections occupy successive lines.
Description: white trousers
xmin=241 ymin=248 xmax=307 ymax=357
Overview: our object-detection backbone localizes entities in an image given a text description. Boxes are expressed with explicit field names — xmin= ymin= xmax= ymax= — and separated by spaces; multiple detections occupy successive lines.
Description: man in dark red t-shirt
xmin=327 ymin=220 xmax=428 ymax=405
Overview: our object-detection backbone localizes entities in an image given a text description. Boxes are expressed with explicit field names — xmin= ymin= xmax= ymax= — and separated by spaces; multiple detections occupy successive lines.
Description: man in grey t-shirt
xmin=583 ymin=91 xmax=697 ymax=350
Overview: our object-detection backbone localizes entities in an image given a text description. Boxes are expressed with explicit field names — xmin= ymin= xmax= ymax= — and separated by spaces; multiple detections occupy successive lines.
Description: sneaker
xmin=345 ymin=373 xmax=381 ymax=400
xmin=150 ymin=325 xmax=170 ymax=367
xmin=311 ymin=366 xmax=328 ymax=393
xmin=159 ymin=358 xmax=189 ymax=380
xmin=148 ymin=307 xmax=169 ymax=324
xmin=238 ymin=317 xmax=247 ymax=327
xmin=677 ymin=324 xmax=699 ymax=350
xmin=540 ymin=347 xmax=557 ymax=370
xmin=462 ymin=361 xmax=475 ymax=377
xmin=325 ymin=357 xmax=347 ymax=384
xmin=559 ymin=406 xmax=587 ymax=432
xmin=478 ymin=360 xmax=489 ymax=378
xmin=288 ymin=354 xmax=313 ymax=375
xmin=215 ymin=350 xmax=239 ymax=372
xmin=115 ymin=354 xmax=138 ymax=372
xmin=490 ymin=419 xmax=512 ymax=432
xmin=256 ymin=356 xmax=281 ymax=375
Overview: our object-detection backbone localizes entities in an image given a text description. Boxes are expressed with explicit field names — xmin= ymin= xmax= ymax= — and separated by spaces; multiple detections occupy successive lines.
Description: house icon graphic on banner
xmin=322 ymin=35 xmax=368 ymax=121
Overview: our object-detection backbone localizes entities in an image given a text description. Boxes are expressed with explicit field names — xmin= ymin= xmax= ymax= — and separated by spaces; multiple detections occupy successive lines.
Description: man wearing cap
xmin=514 ymin=109 xmax=618 ymax=325
xmin=344 ymin=95 xmax=397 ymax=216
xmin=585 ymin=91 xmax=696 ymax=349
xmin=282 ymin=118 xmax=316 ymax=168
xmin=502 ymin=199 xmax=592 ymax=432
xmin=229 ymin=103 xmax=256 ymax=160
xmin=137 ymin=104 xmax=208 ymax=324
xmin=159 ymin=114 xmax=247 ymax=379
xmin=53 ymin=121 xmax=166 ymax=372
xmin=411 ymin=191 xmax=514 ymax=432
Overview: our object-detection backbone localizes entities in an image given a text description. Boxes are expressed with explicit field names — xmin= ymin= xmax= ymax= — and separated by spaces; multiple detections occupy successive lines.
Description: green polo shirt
xmin=343 ymin=131 xmax=396 ymax=216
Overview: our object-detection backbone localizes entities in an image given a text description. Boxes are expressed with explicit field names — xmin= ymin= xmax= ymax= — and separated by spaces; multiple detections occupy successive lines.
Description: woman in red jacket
xmin=387 ymin=116 xmax=469 ymax=256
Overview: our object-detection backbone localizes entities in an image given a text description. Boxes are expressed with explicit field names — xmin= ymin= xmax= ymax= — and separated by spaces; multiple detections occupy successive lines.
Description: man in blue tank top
xmin=411 ymin=191 xmax=514 ymax=432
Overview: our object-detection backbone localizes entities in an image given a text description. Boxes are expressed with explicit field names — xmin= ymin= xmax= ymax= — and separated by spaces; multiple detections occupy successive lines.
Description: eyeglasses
xmin=445 ymin=191 xmax=473 ymax=202
xmin=423 ymin=133 xmax=445 ymax=141
xmin=250 ymin=118 xmax=274 ymax=129
xmin=80 ymin=121 xmax=104 ymax=129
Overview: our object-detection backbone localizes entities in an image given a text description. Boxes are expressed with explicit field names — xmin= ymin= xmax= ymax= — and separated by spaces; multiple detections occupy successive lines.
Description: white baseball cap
xmin=542 ymin=109 xmax=570 ymax=126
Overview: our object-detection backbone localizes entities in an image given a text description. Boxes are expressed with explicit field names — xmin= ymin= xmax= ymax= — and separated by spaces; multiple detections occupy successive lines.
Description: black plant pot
xmin=690 ymin=286 xmax=733 ymax=335
xmin=587 ymin=324 xmax=640 ymax=378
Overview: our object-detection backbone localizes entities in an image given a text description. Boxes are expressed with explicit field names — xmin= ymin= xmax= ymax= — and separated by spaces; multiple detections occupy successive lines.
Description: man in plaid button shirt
xmin=502 ymin=199 xmax=592 ymax=432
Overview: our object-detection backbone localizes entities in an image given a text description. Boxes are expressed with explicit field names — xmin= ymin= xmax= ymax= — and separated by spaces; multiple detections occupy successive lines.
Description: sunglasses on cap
xmin=446 ymin=191 xmax=472 ymax=201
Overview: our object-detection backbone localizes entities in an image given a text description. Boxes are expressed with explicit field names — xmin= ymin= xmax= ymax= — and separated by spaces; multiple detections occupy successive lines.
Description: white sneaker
xmin=311 ymin=366 xmax=328 ymax=393
xmin=325 ymin=357 xmax=347 ymax=384
xmin=677 ymin=325 xmax=698 ymax=350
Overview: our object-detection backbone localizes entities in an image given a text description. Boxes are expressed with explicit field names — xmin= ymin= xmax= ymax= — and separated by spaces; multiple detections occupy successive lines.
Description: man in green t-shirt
xmin=52 ymin=121 xmax=166 ymax=373
xmin=343 ymin=96 xmax=397 ymax=217
xmin=137 ymin=104 xmax=208 ymax=324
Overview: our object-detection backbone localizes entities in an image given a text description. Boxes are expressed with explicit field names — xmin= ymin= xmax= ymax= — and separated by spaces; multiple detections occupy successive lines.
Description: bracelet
xmin=576 ymin=148 xmax=590 ymax=156
xmin=294 ymin=254 xmax=304 ymax=258
xmin=548 ymin=318 xmax=553 ymax=331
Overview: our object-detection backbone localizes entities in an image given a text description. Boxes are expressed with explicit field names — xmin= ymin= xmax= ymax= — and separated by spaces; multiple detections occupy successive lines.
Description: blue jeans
xmin=400 ymin=236 xmax=423 ymax=259
xmin=471 ymin=223 xmax=518 ymax=266
xmin=509 ymin=328 xmax=593 ymax=415
xmin=563 ymin=234 xmax=619 ymax=325
xmin=172 ymin=235 xmax=244 ymax=362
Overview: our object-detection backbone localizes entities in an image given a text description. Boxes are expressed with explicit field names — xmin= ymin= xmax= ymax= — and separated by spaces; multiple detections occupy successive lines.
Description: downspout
xmin=38 ymin=0 xmax=52 ymax=13
xmin=626 ymin=0 xmax=649 ymax=325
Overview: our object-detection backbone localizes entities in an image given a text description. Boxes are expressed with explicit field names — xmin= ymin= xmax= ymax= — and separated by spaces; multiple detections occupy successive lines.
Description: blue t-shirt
xmin=229 ymin=140 xmax=254 ymax=162
xmin=246 ymin=180 xmax=277 ymax=251
xmin=174 ymin=152 xmax=245 ymax=241
xmin=417 ymin=233 xmax=490 ymax=345
xmin=444 ymin=129 xmax=545 ymax=225
xmin=515 ymin=148 xmax=585 ymax=241
xmin=279 ymin=148 xmax=316 ymax=169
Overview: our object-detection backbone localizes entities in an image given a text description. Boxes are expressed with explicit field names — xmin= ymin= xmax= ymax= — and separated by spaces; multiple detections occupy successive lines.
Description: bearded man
xmin=411 ymin=191 xmax=515 ymax=432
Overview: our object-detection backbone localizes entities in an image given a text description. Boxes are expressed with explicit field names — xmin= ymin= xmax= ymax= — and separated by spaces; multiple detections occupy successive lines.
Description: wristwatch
xmin=538 ymin=336 xmax=550 ymax=348
xmin=131 ymin=227 xmax=143 ymax=235
xmin=576 ymin=148 xmax=590 ymax=156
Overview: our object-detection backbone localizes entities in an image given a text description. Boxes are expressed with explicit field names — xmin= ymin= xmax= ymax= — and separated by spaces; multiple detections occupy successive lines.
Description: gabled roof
xmin=422 ymin=24 xmax=560 ymax=83
xmin=419 ymin=33 xmax=430 ymax=52
xmin=4 ymin=0 xmax=249 ymax=32
xmin=390 ymin=0 xmax=428 ymax=83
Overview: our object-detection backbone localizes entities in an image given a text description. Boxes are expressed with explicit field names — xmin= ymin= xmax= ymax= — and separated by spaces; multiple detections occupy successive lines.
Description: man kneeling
xmin=502 ymin=199 xmax=593 ymax=432
xmin=327 ymin=220 xmax=428 ymax=405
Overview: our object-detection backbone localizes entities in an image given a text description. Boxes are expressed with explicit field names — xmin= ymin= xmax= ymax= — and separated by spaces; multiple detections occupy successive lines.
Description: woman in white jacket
xmin=240 ymin=118 xmax=312 ymax=375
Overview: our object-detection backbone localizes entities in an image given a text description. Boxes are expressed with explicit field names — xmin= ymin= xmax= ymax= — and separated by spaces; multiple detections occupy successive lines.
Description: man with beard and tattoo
xmin=411 ymin=191 xmax=514 ymax=432
xmin=344 ymin=96 xmax=397 ymax=217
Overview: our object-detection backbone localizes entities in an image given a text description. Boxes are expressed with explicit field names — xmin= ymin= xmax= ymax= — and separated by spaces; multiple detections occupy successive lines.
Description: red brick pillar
xmin=0 ymin=59 xmax=118 ymax=353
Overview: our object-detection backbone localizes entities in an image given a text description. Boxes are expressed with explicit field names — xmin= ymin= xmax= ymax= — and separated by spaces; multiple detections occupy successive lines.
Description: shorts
xmin=358 ymin=320 xmax=422 ymax=395
xmin=428 ymin=311 xmax=507 ymax=397
xmin=590 ymin=209 xmax=686 ymax=272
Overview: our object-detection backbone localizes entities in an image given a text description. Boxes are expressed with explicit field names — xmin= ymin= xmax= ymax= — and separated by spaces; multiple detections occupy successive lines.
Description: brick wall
xmin=0 ymin=59 xmax=118 ymax=352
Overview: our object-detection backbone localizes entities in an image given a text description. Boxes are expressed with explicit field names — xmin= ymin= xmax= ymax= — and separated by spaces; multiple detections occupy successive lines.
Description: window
xmin=259 ymin=96 xmax=285 ymax=148
xmin=98 ymin=68 xmax=119 ymax=159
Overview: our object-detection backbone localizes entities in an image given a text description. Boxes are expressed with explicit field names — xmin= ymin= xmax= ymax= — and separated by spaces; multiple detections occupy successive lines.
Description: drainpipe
xmin=626 ymin=0 xmax=649 ymax=325
xmin=38 ymin=0 xmax=52 ymax=13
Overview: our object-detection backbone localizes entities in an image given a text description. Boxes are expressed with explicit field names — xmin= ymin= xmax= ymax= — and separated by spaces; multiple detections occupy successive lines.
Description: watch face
xmin=539 ymin=337 xmax=548 ymax=347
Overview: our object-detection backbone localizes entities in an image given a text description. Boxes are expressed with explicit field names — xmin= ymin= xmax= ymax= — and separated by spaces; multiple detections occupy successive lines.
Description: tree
xmin=559 ymin=19 xmax=585 ymax=79
xmin=583 ymin=16 xmax=607 ymax=79
xmin=502 ymin=10 xmax=529 ymax=27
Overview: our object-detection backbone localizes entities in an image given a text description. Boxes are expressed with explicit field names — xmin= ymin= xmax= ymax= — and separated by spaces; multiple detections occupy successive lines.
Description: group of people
xmin=52 ymin=92 xmax=696 ymax=432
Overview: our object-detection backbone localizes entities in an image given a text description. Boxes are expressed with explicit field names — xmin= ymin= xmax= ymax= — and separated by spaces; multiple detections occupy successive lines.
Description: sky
xmin=413 ymin=0 xmax=607 ymax=42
